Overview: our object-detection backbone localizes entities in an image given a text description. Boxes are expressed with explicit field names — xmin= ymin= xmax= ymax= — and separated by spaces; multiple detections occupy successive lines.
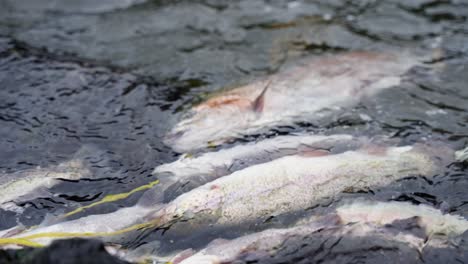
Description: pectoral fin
xmin=252 ymin=80 xmax=271 ymax=113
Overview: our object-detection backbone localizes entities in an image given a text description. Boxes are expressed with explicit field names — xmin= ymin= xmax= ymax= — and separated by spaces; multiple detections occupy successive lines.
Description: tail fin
xmin=455 ymin=146 xmax=468 ymax=163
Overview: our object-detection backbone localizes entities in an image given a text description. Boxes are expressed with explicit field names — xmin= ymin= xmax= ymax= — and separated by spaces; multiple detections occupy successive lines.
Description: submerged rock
xmin=0 ymin=238 xmax=129 ymax=264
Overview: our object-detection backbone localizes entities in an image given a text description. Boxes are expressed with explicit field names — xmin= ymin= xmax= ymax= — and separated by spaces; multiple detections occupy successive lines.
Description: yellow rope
xmin=62 ymin=179 xmax=160 ymax=218
xmin=0 ymin=219 xmax=160 ymax=247
xmin=0 ymin=179 xmax=162 ymax=248
xmin=0 ymin=238 xmax=45 ymax=248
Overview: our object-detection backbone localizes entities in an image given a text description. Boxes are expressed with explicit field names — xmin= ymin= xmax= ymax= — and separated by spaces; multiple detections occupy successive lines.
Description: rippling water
xmin=0 ymin=0 xmax=468 ymax=262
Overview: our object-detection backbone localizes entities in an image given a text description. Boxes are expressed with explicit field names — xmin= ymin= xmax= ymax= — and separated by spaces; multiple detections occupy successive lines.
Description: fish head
xmin=410 ymin=142 xmax=455 ymax=169
xmin=165 ymin=81 xmax=271 ymax=152
xmin=165 ymin=96 xmax=259 ymax=152
xmin=146 ymin=184 xmax=225 ymax=225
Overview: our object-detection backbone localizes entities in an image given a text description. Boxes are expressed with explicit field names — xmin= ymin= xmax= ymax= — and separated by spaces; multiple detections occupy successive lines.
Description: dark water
xmin=0 ymin=0 xmax=468 ymax=263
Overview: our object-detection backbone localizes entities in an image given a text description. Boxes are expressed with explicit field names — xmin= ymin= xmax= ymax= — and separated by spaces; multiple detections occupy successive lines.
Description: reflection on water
xmin=0 ymin=0 xmax=468 ymax=263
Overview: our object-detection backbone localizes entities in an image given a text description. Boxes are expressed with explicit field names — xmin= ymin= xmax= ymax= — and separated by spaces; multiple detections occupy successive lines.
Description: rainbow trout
xmin=152 ymin=134 xmax=361 ymax=203
xmin=336 ymin=200 xmax=468 ymax=237
xmin=0 ymin=160 xmax=91 ymax=213
xmin=171 ymin=200 xmax=468 ymax=264
xmin=0 ymin=144 xmax=116 ymax=213
xmin=145 ymin=144 xmax=450 ymax=233
xmin=6 ymin=144 xmax=461 ymax=247
xmin=174 ymin=222 xmax=422 ymax=264
xmin=3 ymin=135 xmax=361 ymax=243
xmin=166 ymin=51 xmax=424 ymax=152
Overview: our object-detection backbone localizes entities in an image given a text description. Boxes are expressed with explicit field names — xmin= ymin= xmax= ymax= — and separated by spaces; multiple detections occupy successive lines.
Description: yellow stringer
xmin=0 ymin=179 xmax=161 ymax=248
xmin=0 ymin=238 xmax=45 ymax=248
xmin=62 ymin=179 xmax=160 ymax=218
xmin=0 ymin=219 xmax=160 ymax=247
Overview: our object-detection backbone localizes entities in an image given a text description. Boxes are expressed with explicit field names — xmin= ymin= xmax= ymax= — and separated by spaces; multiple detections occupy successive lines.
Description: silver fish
xmin=151 ymin=134 xmax=361 ymax=203
xmin=166 ymin=51 xmax=424 ymax=152
xmin=0 ymin=144 xmax=116 ymax=213
xmin=5 ymin=135 xmax=361 ymax=244
xmin=173 ymin=222 xmax=423 ymax=264
xmin=336 ymin=200 xmax=468 ymax=237
xmin=5 ymin=144 xmax=455 ymax=248
xmin=0 ymin=159 xmax=91 ymax=213
xmin=141 ymin=215 xmax=340 ymax=264
xmin=2 ymin=205 xmax=154 ymax=241
xmin=171 ymin=199 xmax=468 ymax=264
xmin=145 ymin=144 xmax=448 ymax=234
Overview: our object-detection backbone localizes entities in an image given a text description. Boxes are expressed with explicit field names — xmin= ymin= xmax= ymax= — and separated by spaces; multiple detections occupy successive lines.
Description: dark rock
xmin=18 ymin=238 xmax=130 ymax=264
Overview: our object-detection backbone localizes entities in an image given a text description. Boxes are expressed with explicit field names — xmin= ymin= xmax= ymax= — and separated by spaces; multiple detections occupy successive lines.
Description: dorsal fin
xmin=298 ymin=148 xmax=330 ymax=157
xmin=252 ymin=80 xmax=271 ymax=113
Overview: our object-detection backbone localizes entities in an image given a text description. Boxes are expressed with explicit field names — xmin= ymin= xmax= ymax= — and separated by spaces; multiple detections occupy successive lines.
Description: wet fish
xmin=0 ymin=159 xmax=91 ymax=213
xmin=172 ymin=222 xmax=423 ymax=264
xmin=166 ymin=51 xmax=424 ymax=152
xmin=145 ymin=144 xmax=449 ymax=234
xmin=169 ymin=199 xmax=468 ymax=264
xmin=336 ymin=200 xmax=468 ymax=237
xmin=4 ymin=135 xmax=362 ymax=244
xmin=5 ymin=205 xmax=154 ymax=238
xmin=142 ymin=215 xmax=340 ymax=264
xmin=0 ymin=144 xmax=115 ymax=213
xmin=4 ymin=144 xmax=455 ymax=247
xmin=152 ymin=134 xmax=361 ymax=203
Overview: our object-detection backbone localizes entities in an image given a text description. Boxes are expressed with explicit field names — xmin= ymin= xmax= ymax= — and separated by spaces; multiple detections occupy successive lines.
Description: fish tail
xmin=455 ymin=146 xmax=468 ymax=163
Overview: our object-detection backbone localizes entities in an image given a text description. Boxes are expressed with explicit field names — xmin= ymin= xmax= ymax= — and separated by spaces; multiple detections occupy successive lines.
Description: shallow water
xmin=0 ymin=0 xmax=468 ymax=262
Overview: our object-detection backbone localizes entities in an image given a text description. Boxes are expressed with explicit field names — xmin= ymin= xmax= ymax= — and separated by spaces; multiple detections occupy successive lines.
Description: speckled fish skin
xmin=148 ymin=144 xmax=449 ymax=231
xmin=0 ymin=159 xmax=91 ymax=211
xmin=336 ymin=200 xmax=468 ymax=237
xmin=175 ymin=221 xmax=424 ymax=264
xmin=174 ymin=199 xmax=468 ymax=264
xmin=120 ymin=200 xmax=467 ymax=264
xmin=173 ymin=215 xmax=338 ymax=264
xmin=166 ymin=51 xmax=424 ymax=152
xmin=4 ymin=145 xmax=455 ymax=250
xmin=151 ymin=134 xmax=361 ymax=203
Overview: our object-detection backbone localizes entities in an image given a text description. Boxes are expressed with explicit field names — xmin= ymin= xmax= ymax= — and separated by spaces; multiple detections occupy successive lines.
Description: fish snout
xmin=165 ymin=130 xmax=185 ymax=142
xmin=163 ymin=130 xmax=187 ymax=151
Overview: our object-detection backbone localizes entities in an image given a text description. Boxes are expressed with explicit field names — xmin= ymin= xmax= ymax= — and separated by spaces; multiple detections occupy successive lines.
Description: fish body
xmin=0 ymin=134 xmax=362 ymax=246
xmin=336 ymin=200 xmax=468 ymax=237
xmin=166 ymin=51 xmax=423 ymax=152
xmin=0 ymin=159 xmax=91 ymax=212
xmin=5 ymin=144 xmax=454 ymax=248
xmin=173 ymin=216 xmax=338 ymax=264
xmin=155 ymin=134 xmax=356 ymax=178
xmin=0 ymin=144 xmax=119 ymax=213
xmin=151 ymin=134 xmax=360 ymax=203
xmin=5 ymin=205 xmax=154 ymax=239
xmin=175 ymin=222 xmax=423 ymax=264
xmin=149 ymin=144 xmax=445 ymax=230
xmin=174 ymin=200 xmax=468 ymax=264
